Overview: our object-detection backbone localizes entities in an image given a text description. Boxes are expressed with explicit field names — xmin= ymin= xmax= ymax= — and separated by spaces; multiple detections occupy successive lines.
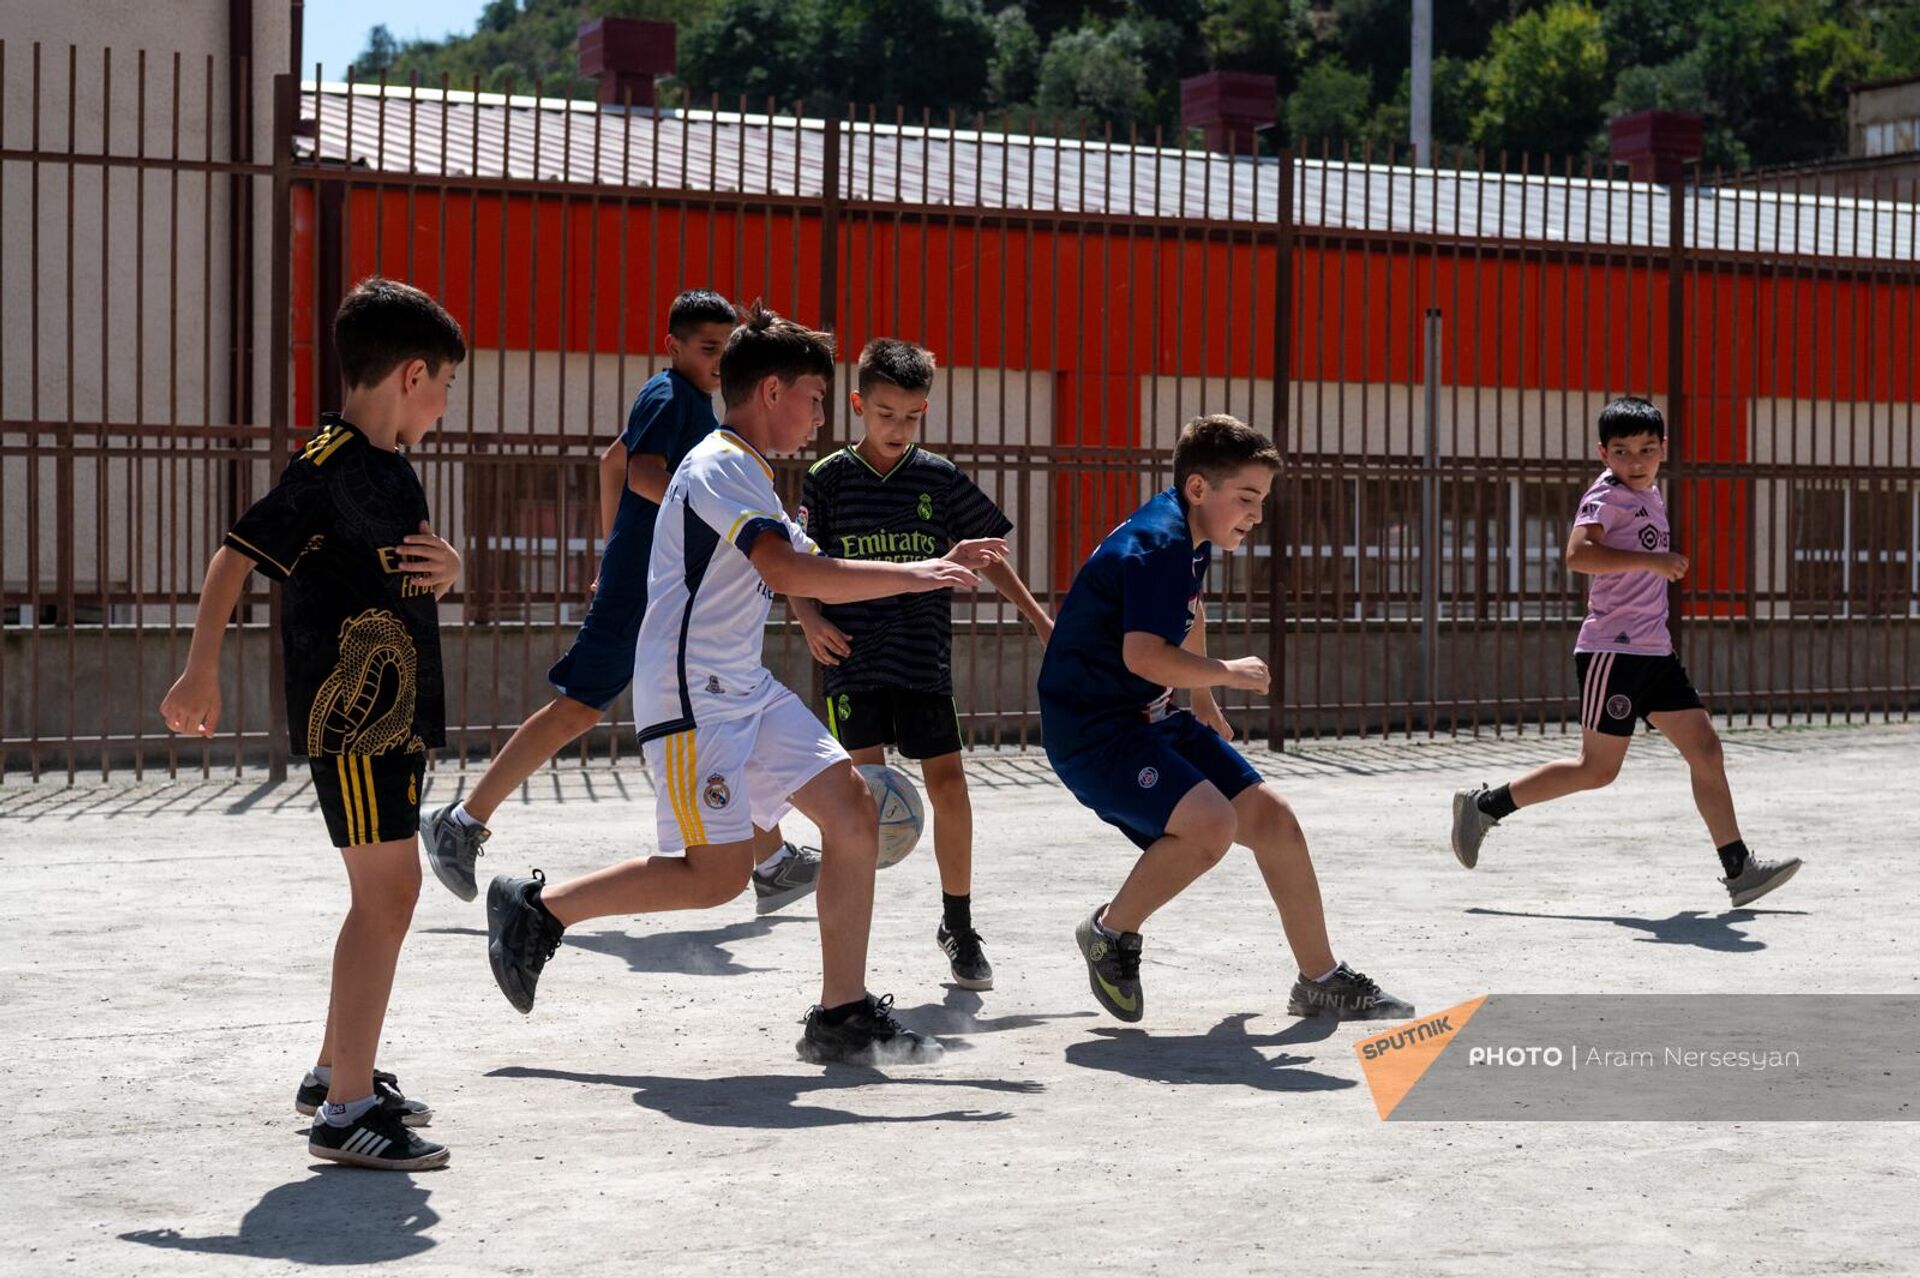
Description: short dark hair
xmin=717 ymin=300 xmax=835 ymax=408
xmin=1597 ymin=395 xmax=1665 ymax=444
xmin=1173 ymin=414 xmax=1281 ymax=498
xmin=668 ymin=289 xmax=738 ymax=338
xmin=857 ymin=338 xmax=936 ymax=396
xmin=333 ymin=276 xmax=466 ymax=390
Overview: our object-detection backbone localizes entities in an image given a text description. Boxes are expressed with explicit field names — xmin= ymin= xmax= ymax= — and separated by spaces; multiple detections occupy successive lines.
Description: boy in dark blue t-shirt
xmin=1040 ymin=414 xmax=1414 ymax=1026
xmin=422 ymin=291 xmax=818 ymax=909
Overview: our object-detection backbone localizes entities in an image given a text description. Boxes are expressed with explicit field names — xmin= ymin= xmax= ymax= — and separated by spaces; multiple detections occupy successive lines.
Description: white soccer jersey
xmin=634 ymin=428 xmax=817 ymax=744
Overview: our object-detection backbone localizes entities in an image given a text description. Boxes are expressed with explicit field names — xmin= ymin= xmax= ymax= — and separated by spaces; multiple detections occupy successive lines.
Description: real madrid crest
xmin=703 ymin=772 xmax=731 ymax=809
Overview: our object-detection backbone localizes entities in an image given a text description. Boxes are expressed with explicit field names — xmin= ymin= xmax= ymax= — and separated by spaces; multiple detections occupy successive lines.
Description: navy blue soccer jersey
xmin=598 ymin=367 xmax=719 ymax=601
xmin=1037 ymin=488 xmax=1211 ymax=759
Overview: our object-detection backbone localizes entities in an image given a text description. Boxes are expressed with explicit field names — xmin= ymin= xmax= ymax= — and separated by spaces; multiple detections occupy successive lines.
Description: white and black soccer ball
xmin=856 ymin=763 xmax=925 ymax=869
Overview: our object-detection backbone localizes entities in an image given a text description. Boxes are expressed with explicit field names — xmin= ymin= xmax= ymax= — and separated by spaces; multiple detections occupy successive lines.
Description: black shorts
xmin=825 ymin=687 xmax=962 ymax=759
xmin=1575 ymin=652 xmax=1704 ymax=737
xmin=308 ymin=752 xmax=426 ymax=848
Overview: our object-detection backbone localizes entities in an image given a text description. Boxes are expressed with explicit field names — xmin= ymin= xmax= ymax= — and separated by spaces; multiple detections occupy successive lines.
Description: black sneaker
xmin=421 ymin=803 xmax=490 ymax=902
xmin=1286 ymin=962 xmax=1415 ymax=1021
xmin=308 ymin=1100 xmax=451 ymax=1171
xmin=487 ymin=870 xmax=565 ymax=1014
xmin=753 ymin=843 xmax=822 ymax=915
xmin=295 ymin=1069 xmax=431 ymax=1128
xmin=1074 ymin=908 xmax=1143 ymax=1023
xmin=936 ymin=921 xmax=994 ymax=991
xmin=796 ymin=993 xmax=945 ymax=1066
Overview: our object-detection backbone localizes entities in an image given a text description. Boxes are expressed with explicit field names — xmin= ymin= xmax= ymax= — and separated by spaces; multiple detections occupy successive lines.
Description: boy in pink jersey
xmin=1449 ymin=397 xmax=1801 ymax=908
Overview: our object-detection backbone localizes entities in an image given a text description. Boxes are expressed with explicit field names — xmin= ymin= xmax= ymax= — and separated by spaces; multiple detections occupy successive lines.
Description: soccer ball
xmin=856 ymin=763 xmax=925 ymax=869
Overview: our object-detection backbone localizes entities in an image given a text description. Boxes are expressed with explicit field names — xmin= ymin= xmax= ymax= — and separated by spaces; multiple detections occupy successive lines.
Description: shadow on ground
xmin=1064 ymin=1012 xmax=1355 ymax=1092
xmin=1465 ymin=905 xmax=1809 ymax=952
xmin=120 ymin=1170 xmax=439 ymax=1263
xmin=424 ymin=915 xmax=811 ymax=976
xmin=492 ymin=1062 xmax=1045 ymax=1128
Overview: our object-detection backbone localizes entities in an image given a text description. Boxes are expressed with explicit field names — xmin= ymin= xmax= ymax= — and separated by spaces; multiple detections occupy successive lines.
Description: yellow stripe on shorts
xmin=680 ymin=732 xmax=707 ymax=846
xmin=360 ymin=755 xmax=380 ymax=841
xmin=336 ymin=755 xmax=359 ymax=845
xmin=663 ymin=733 xmax=695 ymax=845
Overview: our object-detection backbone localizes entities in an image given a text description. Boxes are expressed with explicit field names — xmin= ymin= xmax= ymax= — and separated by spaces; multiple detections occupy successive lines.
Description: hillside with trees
xmin=351 ymin=1 xmax=1920 ymax=167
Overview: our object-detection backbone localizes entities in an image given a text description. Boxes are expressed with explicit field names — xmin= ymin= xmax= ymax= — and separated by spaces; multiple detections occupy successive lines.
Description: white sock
xmin=1311 ymin=962 xmax=1342 ymax=984
xmin=319 ymin=1094 xmax=379 ymax=1126
xmin=306 ymin=1064 xmax=333 ymax=1086
xmin=754 ymin=842 xmax=795 ymax=875
xmin=450 ymin=803 xmax=483 ymax=829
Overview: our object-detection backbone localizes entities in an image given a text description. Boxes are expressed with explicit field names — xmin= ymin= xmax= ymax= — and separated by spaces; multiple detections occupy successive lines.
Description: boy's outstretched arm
xmin=1565 ymin=523 xmax=1689 ymax=580
xmin=158 ymin=546 xmax=255 ymax=737
xmin=979 ymin=558 xmax=1053 ymax=645
xmin=1122 ymin=623 xmax=1267 ymax=695
xmin=1180 ymin=598 xmax=1235 ymax=740
xmin=751 ymin=534 xmax=996 ymax=605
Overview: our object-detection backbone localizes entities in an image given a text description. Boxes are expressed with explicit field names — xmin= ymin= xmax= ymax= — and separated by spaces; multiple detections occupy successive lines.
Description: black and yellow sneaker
xmin=1074 ymin=908 xmax=1143 ymax=1023
xmin=936 ymin=922 xmax=994 ymax=991
xmin=796 ymin=993 xmax=945 ymax=1065
xmin=295 ymin=1070 xmax=431 ymax=1127
xmin=487 ymin=870 xmax=565 ymax=1014
xmin=1286 ymin=962 xmax=1414 ymax=1021
xmin=308 ymin=1101 xmax=450 ymax=1171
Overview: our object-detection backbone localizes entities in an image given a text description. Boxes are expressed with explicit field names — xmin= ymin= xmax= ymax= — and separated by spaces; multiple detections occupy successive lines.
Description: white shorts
xmin=641 ymin=686 xmax=849 ymax=852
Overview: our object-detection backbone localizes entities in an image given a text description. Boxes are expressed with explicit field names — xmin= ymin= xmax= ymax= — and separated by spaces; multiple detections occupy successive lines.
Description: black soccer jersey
xmin=223 ymin=413 xmax=446 ymax=757
xmin=798 ymin=444 xmax=1013 ymax=695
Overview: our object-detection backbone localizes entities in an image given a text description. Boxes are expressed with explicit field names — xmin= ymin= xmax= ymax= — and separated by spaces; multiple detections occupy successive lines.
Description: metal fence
xmin=3 ymin=48 xmax=1916 ymax=782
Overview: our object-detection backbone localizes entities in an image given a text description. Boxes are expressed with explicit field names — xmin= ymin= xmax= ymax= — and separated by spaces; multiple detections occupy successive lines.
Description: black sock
xmin=1717 ymin=840 xmax=1749 ymax=878
xmin=820 ymin=995 xmax=871 ymax=1025
xmin=1477 ymin=784 xmax=1519 ymax=821
xmin=530 ymin=885 xmax=564 ymax=931
xmin=942 ymin=892 xmax=972 ymax=935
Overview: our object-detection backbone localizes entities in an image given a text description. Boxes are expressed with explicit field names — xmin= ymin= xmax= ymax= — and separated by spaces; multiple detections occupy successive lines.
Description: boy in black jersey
xmin=161 ymin=278 xmax=465 ymax=1171
xmin=792 ymin=339 xmax=1051 ymax=989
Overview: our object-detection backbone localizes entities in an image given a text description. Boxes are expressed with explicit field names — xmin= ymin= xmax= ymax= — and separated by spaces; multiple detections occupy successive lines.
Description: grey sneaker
xmin=753 ymin=843 xmax=822 ymax=915
xmin=1074 ymin=908 xmax=1143 ymax=1023
xmin=1287 ymin=962 xmax=1415 ymax=1021
xmin=422 ymin=804 xmax=489 ymax=902
xmin=1450 ymin=786 xmax=1499 ymax=869
xmin=1723 ymin=852 xmax=1803 ymax=908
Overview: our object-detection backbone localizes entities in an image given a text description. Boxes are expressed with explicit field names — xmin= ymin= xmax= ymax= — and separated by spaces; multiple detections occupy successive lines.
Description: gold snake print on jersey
xmin=306 ymin=609 xmax=426 ymax=756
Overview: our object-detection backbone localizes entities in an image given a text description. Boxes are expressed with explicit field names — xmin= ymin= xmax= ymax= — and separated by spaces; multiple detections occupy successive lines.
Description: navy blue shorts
xmin=546 ymin=587 xmax=646 ymax=712
xmin=1047 ymin=709 xmax=1263 ymax=851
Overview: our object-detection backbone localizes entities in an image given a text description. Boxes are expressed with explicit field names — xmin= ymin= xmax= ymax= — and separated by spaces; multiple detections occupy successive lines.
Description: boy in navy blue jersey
xmin=1039 ymin=414 xmax=1414 ymax=1025
xmin=423 ymin=291 xmax=819 ymax=912
xmin=791 ymin=339 xmax=1052 ymax=990
xmin=161 ymin=277 xmax=464 ymax=1169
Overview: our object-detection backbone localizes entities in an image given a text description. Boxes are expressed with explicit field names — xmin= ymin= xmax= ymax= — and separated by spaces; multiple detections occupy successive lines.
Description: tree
xmin=1200 ymin=0 xmax=1308 ymax=91
xmin=1603 ymin=54 xmax=1749 ymax=169
xmin=1037 ymin=25 xmax=1151 ymax=128
xmin=354 ymin=25 xmax=402 ymax=77
xmin=679 ymin=0 xmax=822 ymax=107
xmin=1470 ymin=1 xmax=1610 ymax=157
xmin=1286 ymin=55 xmax=1371 ymax=148
xmin=987 ymin=7 xmax=1043 ymax=107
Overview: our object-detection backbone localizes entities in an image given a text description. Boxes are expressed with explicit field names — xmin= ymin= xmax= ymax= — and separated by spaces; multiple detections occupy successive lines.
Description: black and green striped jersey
xmin=798 ymin=444 xmax=1013 ymax=695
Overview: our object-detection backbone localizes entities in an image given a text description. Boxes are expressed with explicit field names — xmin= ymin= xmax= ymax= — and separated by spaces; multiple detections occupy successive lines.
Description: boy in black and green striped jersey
xmin=791 ymin=339 xmax=1052 ymax=990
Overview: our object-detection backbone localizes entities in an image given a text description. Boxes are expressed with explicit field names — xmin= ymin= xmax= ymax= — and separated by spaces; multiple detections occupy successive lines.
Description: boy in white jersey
xmin=1450 ymin=397 xmax=1801 ymax=908
xmin=483 ymin=303 xmax=1006 ymax=1064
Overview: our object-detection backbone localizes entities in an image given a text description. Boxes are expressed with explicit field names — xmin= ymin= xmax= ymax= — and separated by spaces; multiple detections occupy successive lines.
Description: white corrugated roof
xmin=300 ymin=81 xmax=1918 ymax=261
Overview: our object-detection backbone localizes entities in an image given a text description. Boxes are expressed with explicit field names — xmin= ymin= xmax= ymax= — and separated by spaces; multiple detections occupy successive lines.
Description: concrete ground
xmin=4 ymin=720 xmax=1917 ymax=1276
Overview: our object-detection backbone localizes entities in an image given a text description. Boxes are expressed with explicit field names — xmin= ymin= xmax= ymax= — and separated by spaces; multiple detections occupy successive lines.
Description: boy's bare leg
xmin=1103 ymin=782 xmax=1235 ymax=934
xmin=325 ymin=837 xmax=421 ymax=1105
xmin=1648 ymin=708 xmax=1741 ymax=846
xmin=1233 ymin=784 xmax=1336 ymax=977
xmin=785 ymin=762 xmax=881 ymax=1007
xmin=461 ymin=696 xmax=605 ymax=824
xmin=1506 ymin=729 xmax=1632 ymax=809
xmin=919 ymin=751 xmax=972 ymax=897
xmin=539 ymin=838 xmax=757 ymax=926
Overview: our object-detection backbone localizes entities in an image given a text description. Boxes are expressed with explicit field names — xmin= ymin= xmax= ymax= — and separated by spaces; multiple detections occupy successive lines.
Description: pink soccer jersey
xmin=1572 ymin=471 xmax=1672 ymax=655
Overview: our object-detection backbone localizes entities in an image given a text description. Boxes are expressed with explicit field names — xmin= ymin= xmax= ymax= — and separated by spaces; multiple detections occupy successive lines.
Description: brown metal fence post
xmin=1666 ymin=171 xmax=1688 ymax=651
xmin=1267 ymin=148 xmax=1294 ymax=749
xmin=264 ymin=72 xmax=293 ymax=782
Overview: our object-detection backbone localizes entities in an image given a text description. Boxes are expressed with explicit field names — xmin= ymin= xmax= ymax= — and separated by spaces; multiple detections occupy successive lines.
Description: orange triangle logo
xmin=1354 ymin=996 xmax=1488 ymax=1120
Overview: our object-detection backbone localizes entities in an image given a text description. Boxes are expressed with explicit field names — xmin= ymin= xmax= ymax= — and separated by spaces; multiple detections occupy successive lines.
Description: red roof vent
xmin=578 ymin=17 xmax=676 ymax=108
xmin=1181 ymin=72 xmax=1278 ymax=155
xmin=1608 ymin=110 xmax=1703 ymax=184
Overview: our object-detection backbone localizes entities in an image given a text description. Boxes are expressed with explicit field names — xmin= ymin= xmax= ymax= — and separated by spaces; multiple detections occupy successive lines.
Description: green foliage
xmin=345 ymin=0 xmax=1920 ymax=166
